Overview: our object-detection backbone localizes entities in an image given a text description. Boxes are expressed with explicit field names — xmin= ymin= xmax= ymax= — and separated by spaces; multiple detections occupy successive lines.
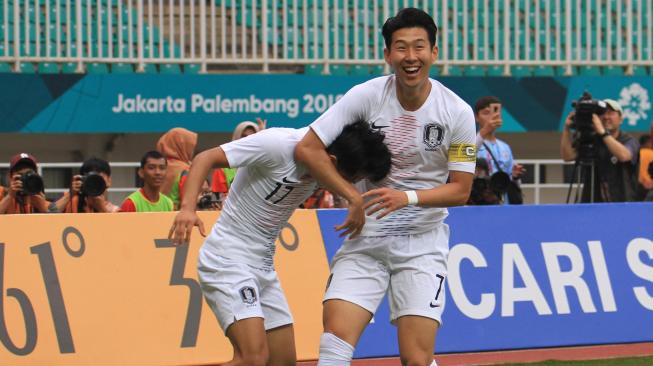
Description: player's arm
xmin=169 ymin=147 xmax=230 ymax=245
xmin=295 ymin=128 xmax=365 ymax=238
xmin=363 ymin=171 xmax=473 ymax=219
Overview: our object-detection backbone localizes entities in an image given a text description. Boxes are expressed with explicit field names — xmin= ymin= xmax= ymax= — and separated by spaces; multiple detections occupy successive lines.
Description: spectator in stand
xmin=120 ymin=151 xmax=173 ymax=212
xmin=157 ymin=127 xmax=198 ymax=209
xmin=638 ymin=133 xmax=653 ymax=201
xmin=473 ymin=96 xmax=524 ymax=204
xmin=211 ymin=118 xmax=266 ymax=198
xmin=59 ymin=158 xmax=120 ymax=213
xmin=0 ymin=153 xmax=52 ymax=214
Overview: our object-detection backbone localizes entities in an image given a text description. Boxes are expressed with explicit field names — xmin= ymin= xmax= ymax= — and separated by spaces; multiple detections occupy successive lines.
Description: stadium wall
xmin=1 ymin=204 xmax=652 ymax=365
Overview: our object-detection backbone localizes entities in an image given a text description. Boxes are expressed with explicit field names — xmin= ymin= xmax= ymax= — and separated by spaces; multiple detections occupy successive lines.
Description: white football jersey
xmin=203 ymin=127 xmax=317 ymax=271
xmin=310 ymin=75 xmax=476 ymax=236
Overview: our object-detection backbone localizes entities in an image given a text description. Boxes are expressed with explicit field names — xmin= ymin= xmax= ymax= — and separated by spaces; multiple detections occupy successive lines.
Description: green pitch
xmin=499 ymin=356 xmax=653 ymax=366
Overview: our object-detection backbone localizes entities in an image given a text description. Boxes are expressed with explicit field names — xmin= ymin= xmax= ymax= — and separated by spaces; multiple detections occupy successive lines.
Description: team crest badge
xmin=423 ymin=123 xmax=445 ymax=151
xmin=240 ymin=286 xmax=258 ymax=305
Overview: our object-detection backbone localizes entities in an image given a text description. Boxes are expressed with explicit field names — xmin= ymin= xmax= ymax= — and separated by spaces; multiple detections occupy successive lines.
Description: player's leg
xmin=396 ymin=316 xmax=438 ymax=366
xmin=223 ymin=318 xmax=269 ymax=366
xmin=388 ymin=227 xmax=449 ymax=366
xmin=319 ymin=245 xmax=390 ymax=366
xmin=265 ymin=324 xmax=296 ymax=366
xmin=260 ymin=274 xmax=296 ymax=366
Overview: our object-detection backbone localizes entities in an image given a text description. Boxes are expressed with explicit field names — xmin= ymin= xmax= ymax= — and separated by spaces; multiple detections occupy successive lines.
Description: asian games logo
xmin=617 ymin=83 xmax=651 ymax=127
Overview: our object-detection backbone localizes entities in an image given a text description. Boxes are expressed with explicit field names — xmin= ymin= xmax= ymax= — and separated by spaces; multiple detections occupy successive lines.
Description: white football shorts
xmin=197 ymin=245 xmax=293 ymax=334
xmin=324 ymin=224 xmax=450 ymax=325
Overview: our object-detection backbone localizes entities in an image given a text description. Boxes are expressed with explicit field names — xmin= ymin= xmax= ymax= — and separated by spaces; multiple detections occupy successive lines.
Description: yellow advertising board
xmin=0 ymin=211 xmax=330 ymax=365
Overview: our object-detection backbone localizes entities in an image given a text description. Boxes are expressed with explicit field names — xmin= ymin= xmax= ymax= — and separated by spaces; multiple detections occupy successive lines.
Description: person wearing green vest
xmin=120 ymin=151 xmax=173 ymax=212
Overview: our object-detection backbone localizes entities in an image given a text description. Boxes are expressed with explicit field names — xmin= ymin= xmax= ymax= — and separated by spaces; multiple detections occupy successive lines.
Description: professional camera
xmin=570 ymin=91 xmax=608 ymax=160
xmin=19 ymin=171 xmax=44 ymax=196
xmin=197 ymin=192 xmax=221 ymax=210
xmin=469 ymin=159 xmax=510 ymax=204
xmin=80 ymin=172 xmax=107 ymax=197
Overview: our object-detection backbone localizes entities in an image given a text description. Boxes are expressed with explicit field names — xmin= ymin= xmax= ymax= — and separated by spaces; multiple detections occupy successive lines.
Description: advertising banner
xmin=2 ymin=74 xmax=651 ymax=134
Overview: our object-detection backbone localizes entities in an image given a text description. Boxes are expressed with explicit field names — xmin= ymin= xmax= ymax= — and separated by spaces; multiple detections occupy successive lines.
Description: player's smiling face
xmin=384 ymin=27 xmax=438 ymax=89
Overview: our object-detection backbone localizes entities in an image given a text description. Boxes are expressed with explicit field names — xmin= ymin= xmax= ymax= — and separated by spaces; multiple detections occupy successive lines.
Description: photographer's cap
xmin=9 ymin=153 xmax=38 ymax=172
xmin=604 ymin=99 xmax=623 ymax=115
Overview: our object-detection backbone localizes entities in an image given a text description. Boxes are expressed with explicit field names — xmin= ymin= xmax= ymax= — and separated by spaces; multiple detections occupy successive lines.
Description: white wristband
xmin=405 ymin=190 xmax=419 ymax=206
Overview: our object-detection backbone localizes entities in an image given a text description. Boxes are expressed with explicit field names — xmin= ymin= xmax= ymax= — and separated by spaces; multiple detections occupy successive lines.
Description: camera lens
xmin=21 ymin=172 xmax=44 ymax=196
xmin=81 ymin=172 xmax=107 ymax=197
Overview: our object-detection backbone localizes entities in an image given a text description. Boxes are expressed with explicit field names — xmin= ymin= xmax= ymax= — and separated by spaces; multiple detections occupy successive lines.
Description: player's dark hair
xmin=140 ymin=150 xmax=166 ymax=168
xmin=474 ymin=95 xmax=502 ymax=114
xmin=80 ymin=157 xmax=111 ymax=176
xmin=326 ymin=120 xmax=392 ymax=183
xmin=382 ymin=7 xmax=438 ymax=49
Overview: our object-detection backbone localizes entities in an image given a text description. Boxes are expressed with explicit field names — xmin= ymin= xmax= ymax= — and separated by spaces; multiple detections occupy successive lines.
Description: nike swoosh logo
xmin=282 ymin=177 xmax=299 ymax=184
xmin=429 ymin=302 xmax=441 ymax=308
xmin=371 ymin=121 xmax=389 ymax=130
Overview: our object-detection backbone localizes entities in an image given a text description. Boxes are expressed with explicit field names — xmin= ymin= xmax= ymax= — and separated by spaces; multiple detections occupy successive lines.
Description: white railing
xmin=1 ymin=159 xmax=581 ymax=205
xmin=0 ymin=0 xmax=651 ymax=74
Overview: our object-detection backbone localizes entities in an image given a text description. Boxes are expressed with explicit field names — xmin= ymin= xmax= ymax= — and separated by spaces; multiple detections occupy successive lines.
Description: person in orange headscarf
xmin=156 ymin=127 xmax=198 ymax=209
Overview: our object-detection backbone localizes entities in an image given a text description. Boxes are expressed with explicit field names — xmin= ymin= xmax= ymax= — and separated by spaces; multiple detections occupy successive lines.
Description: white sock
xmin=317 ymin=332 xmax=354 ymax=366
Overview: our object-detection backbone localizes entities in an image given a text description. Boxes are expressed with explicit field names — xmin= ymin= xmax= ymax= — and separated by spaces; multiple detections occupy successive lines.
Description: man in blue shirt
xmin=474 ymin=96 xmax=524 ymax=204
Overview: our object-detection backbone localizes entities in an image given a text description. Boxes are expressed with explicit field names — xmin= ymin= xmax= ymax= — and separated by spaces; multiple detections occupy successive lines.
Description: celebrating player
xmin=294 ymin=8 xmax=476 ymax=366
xmin=169 ymin=121 xmax=391 ymax=366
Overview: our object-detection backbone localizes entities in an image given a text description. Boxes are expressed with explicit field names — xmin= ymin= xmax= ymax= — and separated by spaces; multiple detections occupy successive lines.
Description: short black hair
xmin=474 ymin=96 xmax=502 ymax=114
xmin=80 ymin=157 xmax=111 ymax=176
xmin=639 ymin=134 xmax=650 ymax=147
xmin=326 ymin=121 xmax=392 ymax=183
xmin=382 ymin=8 xmax=438 ymax=49
xmin=140 ymin=150 xmax=166 ymax=168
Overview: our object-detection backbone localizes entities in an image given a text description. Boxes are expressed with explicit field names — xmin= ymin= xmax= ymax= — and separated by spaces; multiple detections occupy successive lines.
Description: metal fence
xmin=1 ymin=159 xmax=580 ymax=205
xmin=1 ymin=0 xmax=651 ymax=74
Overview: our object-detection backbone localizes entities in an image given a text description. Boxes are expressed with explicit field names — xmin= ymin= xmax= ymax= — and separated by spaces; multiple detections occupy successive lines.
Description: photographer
xmin=560 ymin=99 xmax=639 ymax=202
xmin=0 ymin=153 xmax=50 ymax=214
xmin=638 ymin=134 xmax=653 ymax=201
xmin=57 ymin=158 xmax=119 ymax=213
xmin=473 ymin=96 xmax=524 ymax=204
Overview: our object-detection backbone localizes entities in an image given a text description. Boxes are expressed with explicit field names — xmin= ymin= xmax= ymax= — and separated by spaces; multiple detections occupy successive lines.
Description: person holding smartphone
xmin=474 ymin=96 xmax=524 ymax=204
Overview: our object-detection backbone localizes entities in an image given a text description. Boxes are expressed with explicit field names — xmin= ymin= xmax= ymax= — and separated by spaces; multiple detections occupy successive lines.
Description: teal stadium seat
xmin=38 ymin=62 xmax=59 ymax=74
xmin=487 ymin=66 xmax=505 ymax=77
xmin=446 ymin=66 xmax=463 ymax=76
xmin=533 ymin=66 xmax=555 ymax=77
xmin=349 ymin=65 xmax=369 ymax=76
xmin=0 ymin=63 xmax=11 ymax=73
xmin=141 ymin=64 xmax=158 ymax=74
xmin=62 ymin=62 xmax=79 ymax=73
xmin=579 ymin=66 xmax=601 ymax=76
xmin=429 ymin=65 xmax=440 ymax=77
xmin=160 ymin=64 xmax=181 ymax=74
xmin=330 ymin=65 xmax=348 ymax=76
xmin=463 ymin=66 xmax=485 ymax=76
xmin=511 ymin=66 xmax=532 ymax=77
xmin=304 ymin=64 xmax=323 ymax=75
xmin=370 ymin=65 xmax=384 ymax=76
xmin=87 ymin=63 xmax=109 ymax=74
xmin=19 ymin=62 xmax=36 ymax=73
xmin=632 ymin=66 xmax=648 ymax=76
xmin=112 ymin=63 xmax=134 ymax=74
xmin=603 ymin=66 xmax=624 ymax=76
xmin=184 ymin=64 xmax=201 ymax=74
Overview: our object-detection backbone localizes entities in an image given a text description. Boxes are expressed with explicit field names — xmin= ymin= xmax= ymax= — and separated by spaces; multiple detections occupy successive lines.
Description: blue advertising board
xmin=317 ymin=203 xmax=653 ymax=356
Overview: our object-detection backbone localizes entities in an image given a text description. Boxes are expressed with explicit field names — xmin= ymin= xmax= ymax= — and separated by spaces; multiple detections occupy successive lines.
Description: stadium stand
xmin=0 ymin=0 xmax=650 ymax=75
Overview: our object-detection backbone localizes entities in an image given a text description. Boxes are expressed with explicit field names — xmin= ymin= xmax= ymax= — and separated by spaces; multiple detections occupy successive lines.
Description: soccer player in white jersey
xmin=169 ymin=121 xmax=391 ymax=366
xmin=294 ymin=8 xmax=476 ymax=366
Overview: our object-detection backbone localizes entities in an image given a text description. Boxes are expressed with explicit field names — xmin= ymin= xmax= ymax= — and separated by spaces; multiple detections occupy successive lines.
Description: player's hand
xmin=564 ymin=111 xmax=575 ymax=130
xmin=334 ymin=195 xmax=365 ymax=239
xmin=169 ymin=209 xmax=207 ymax=246
xmin=9 ymin=174 xmax=22 ymax=197
xmin=70 ymin=175 xmax=83 ymax=195
xmin=512 ymin=163 xmax=525 ymax=180
xmin=591 ymin=113 xmax=605 ymax=135
xmin=363 ymin=188 xmax=408 ymax=219
xmin=256 ymin=117 xmax=267 ymax=131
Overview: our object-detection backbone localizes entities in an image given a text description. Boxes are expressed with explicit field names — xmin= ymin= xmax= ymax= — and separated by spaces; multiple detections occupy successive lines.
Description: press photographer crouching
xmin=560 ymin=95 xmax=640 ymax=202
xmin=0 ymin=153 xmax=51 ymax=214
xmin=59 ymin=158 xmax=120 ymax=213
